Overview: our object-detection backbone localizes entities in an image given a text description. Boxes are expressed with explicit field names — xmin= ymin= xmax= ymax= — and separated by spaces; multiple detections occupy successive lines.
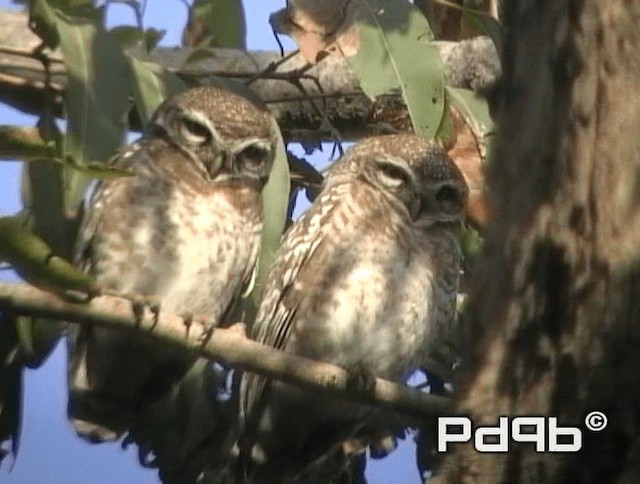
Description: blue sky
xmin=0 ymin=1 xmax=421 ymax=482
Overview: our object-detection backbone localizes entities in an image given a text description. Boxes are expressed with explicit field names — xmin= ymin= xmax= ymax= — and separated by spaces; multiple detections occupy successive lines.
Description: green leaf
xmin=445 ymin=86 xmax=494 ymax=158
xmin=435 ymin=97 xmax=455 ymax=146
xmin=54 ymin=6 xmax=131 ymax=209
xmin=15 ymin=315 xmax=64 ymax=369
xmin=347 ymin=0 xmax=445 ymax=137
xmin=29 ymin=0 xmax=61 ymax=48
xmin=110 ymin=26 xmax=166 ymax=52
xmin=462 ymin=12 xmax=503 ymax=57
xmin=462 ymin=225 xmax=483 ymax=257
xmin=24 ymin=161 xmax=68 ymax=258
xmin=254 ymin=120 xmax=290 ymax=297
xmin=434 ymin=0 xmax=504 ymax=56
xmin=0 ymin=216 xmax=96 ymax=296
xmin=187 ymin=0 xmax=246 ymax=48
xmin=143 ymin=28 xmax=167 ymax=52
xmin=109 ymin=25 xmax=147 ymax=48
xmin=128 ymin=56 xmax=189 ymax=125
xmin=19 ymin=115 xmax=71 ymax=260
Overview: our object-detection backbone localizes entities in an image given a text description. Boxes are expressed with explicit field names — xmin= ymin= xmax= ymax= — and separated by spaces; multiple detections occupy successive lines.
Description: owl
xmin=67 ymin=82 xmax=279 ymax=443
xmin=237 ymin=134 xmax=468 ymax=483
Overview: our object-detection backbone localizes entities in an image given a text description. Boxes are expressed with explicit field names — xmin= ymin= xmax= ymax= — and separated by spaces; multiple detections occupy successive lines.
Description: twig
xmin=244 ymin=49 xmax=301 ymax=86
xmin=182 ymin=66 xmax=316 ymax=83
xmin=264 ymin=90 xmax=364 ymax=104
xmin=0 ymin=45 xmax=63 ymax=63
xmin=0 ymin=281 xmax=451 ymax=422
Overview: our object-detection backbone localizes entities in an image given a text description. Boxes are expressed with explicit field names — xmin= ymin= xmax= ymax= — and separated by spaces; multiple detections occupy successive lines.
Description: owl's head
xmin=149 ymin=82 xmax=278 ymax=188
xmin=329 ymin=134 xmax=468 ymax=227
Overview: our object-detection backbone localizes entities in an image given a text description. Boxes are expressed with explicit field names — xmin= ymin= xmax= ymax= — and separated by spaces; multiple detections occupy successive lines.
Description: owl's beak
xmin=410 ymin=194 xmax=429 ymax=221
xmin=205 ymin=152 xmax=226 ymax=180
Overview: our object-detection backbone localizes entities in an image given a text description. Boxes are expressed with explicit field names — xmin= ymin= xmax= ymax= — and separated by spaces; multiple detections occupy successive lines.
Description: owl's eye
xmin=178 ymin=117 xmax=211 ymax=145
xmin=238 ymin=144 xmax=271 ymax=170
xmin=435 ymin=184 xmax=462 ymax=213
xmin=377 ymin=161 xmax=411 ymax=188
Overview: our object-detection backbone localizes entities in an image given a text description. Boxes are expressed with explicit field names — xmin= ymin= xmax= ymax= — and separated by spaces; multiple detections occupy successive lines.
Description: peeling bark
xmin=0 ymin=8 xmax=499 ymax=141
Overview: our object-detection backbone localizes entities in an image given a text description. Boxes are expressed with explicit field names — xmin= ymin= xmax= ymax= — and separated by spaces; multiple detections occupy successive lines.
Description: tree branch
xmin=0 ymin=8 xmax=500 ymax=141
xmin=0 ymin=281 xmax=450 ymax=422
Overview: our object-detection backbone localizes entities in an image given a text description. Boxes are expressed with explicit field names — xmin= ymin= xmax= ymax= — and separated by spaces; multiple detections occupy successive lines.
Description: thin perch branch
xmin=0 ymin=281 xmax=451 ymax=422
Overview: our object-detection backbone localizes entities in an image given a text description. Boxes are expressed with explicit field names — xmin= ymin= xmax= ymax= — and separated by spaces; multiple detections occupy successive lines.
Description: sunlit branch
xmin=0 ymin=281 xmax=451 ymax=422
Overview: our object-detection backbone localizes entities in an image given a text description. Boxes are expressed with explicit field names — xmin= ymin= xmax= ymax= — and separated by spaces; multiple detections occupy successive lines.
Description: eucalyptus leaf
xmin=435 ymin=97 xmax=455 ymax=146
xmin=16 ymin=315 xmax=64 ymax=369
xmin=445 ymin=86 xmax=494 ymax=157
xmin=25 ymin=161 xmax=68 ymax=258
xmin=186 ymin=0 xmax=246 ymax=48
xmin=144 ymin=28 xmax=167 ymax=52
xmin=29 ymin=0 xmax=60 ymax=48
xmin=461 ymin=225 xmax=484 ymax=264
xmin=348 ymin=0 xmax=445 ymax=137
xmin=461 ymin=12 xmax=503 ymax=57
xmin=19 ymin=158 xmax=69 ymax=371
xmin=434 ymin=0 xmax=504 ymax=56
xmin=54 ymin=6 xmax=131 ymax=210
xmin=0 ymin=216 xmax=96 ymax=295
xmin=110 ymin=25 xmax=147 ymax=48
xmin=110 ymin=27 xmax=166 ymax=52
xmin=254 ymin=120 xmax=290 ymax=299
xmin=128 ymin=56 xmax=189 ymax=125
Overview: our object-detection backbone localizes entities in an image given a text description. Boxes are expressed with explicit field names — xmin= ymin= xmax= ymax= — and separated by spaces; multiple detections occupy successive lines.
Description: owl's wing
xmin=217 ymin=242 xmax=260 ymax=327
xmin=73 ymin=184 xmax=106 ymax=274
xmin=67 ymin=140 xmax=158 ymax=442
xmin=73 ymin=141 xmax=147 ymax=273
xmin=241 ymin=189 xmax=340 ymax=419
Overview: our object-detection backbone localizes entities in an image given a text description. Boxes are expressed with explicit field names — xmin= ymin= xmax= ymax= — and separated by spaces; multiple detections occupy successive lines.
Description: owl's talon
xmin=182 ymin=313 xmax=194 ymax=337
xmin=149 ymin=301 xmax=161 ymax=328
xmin=198 ymin=325 xmax=215 ymax=345
xmin=131 ymin=300 xmax=145 ymax=326
xmin=101 ymin=292 xmax=161 ymax=328
xmin=97 ymin=290 xmax=151 ymax=327
xmin=190 ymin=315 xmax=217 ymax=344
xmin=346 ymin=364 xmax=377 ymax=395
xmin=128 ymin=295 xmax=161 ymax=329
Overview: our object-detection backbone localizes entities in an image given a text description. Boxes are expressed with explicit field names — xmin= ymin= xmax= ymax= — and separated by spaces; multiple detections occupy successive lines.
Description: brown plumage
xmin=67 ymin=82 xmax=279 ymax=446
xmin=237 ymin=134 xmax=468 ymax=483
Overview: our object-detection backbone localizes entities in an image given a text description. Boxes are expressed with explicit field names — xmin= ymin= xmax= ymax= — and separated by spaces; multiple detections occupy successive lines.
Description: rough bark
xmin=0 ymin=8 xmax=499 ymax=141
xmin=431 ymin=1 xmax=640 ymax=483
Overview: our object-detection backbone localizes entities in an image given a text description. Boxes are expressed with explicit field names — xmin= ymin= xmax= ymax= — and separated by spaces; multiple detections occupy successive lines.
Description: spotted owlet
xmin=67 ymin=82 xmax=279 ymax=443
xmin=237 ymin=134 xmax=468 ymax=482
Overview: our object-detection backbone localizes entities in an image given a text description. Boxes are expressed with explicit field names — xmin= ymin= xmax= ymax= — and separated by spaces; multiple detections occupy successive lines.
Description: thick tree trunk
xmin=432 ymin=1 xmax=640 ymax=482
